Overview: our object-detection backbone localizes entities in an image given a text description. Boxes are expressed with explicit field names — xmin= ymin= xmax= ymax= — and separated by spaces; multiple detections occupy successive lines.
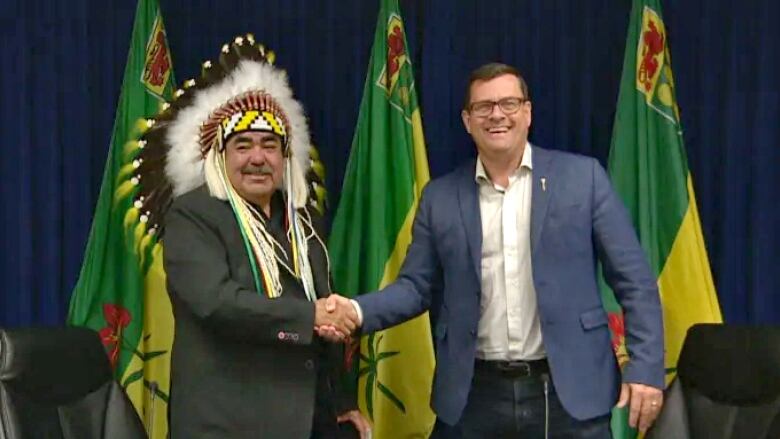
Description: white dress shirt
xmin=475 ymin=143 xmax=545 ymax=361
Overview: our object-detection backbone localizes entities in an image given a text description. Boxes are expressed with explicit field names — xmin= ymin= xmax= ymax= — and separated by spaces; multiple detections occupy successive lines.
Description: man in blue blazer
xmin=327 ymin=63 xmax=665 ymax=438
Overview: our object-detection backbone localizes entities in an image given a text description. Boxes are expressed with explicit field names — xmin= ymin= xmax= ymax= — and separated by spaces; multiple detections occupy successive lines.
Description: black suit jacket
xmin=163 ymin=186 xmax=354 ymax=438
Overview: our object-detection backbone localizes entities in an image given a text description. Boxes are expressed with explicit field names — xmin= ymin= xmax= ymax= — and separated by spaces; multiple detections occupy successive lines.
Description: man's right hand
xmin=314 ymin=295 xmax=359 ymax=341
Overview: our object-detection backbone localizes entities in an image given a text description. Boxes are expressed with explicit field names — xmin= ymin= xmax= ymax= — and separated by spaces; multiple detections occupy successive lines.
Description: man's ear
xmin=461 ymin=110 xmax=471 ymax=134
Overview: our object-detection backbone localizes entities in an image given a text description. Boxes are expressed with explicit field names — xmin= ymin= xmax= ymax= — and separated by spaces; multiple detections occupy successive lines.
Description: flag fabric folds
xmin=328 ymin=0 xmax=436 ymax=437
xmin=602 ymin=0 xmax=723 ymax=436
xmin=68 ymin=1 xmax=175 ymax=437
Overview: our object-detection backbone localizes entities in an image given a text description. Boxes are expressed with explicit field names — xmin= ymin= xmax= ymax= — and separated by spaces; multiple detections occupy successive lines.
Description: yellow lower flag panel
xmin=358 ymin=313 xmax=436 ymax=438
xmin=122 ymin=246 xmax=174 ymax=439
xmin=657 ymin=176 xmax=722 ymax=383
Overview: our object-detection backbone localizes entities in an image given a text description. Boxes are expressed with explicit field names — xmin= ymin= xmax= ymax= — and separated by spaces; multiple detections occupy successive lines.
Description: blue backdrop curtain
xmin=1 ymin=0 xmax=778 ymax=327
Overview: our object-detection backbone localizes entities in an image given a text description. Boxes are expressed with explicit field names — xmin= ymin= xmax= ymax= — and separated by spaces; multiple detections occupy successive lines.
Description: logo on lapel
xmin=277 ymin=330 xmax=300 ymax=343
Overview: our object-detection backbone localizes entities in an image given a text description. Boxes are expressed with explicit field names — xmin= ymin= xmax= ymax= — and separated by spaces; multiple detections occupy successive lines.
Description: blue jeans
xmin=432 ymin=364 xmax=611 ymax=438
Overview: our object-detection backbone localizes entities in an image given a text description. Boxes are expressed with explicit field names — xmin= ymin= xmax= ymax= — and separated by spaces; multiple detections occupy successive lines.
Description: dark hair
xmin=463 ymin=63 xmax=530 ymax=110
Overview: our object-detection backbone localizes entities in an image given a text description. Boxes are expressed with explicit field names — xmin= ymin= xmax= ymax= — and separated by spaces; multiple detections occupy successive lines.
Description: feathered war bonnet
xmin=161 ymin=34 xmax=311 ymax=206
xmin=121 ymin=34 xmax=327 ymax=300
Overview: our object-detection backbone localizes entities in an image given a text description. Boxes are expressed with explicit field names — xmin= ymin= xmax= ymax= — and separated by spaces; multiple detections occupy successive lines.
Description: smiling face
xmin=224 ymin=131 xmax=285 ymax=208
xmin=461 ymin=73 xmax=532 ymax=159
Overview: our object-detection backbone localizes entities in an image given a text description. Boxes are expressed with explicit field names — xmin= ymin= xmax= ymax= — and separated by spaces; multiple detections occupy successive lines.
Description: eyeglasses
xmin=468 ymin=97 xmax=528 ymax=117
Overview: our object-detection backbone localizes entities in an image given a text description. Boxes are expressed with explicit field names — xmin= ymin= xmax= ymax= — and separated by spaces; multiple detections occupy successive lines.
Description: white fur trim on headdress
xmin=165 ymin=59 xmax=311 ymax=208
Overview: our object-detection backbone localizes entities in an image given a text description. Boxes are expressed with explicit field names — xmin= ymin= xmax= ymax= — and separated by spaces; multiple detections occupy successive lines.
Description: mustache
xmin=241 ymin=164 xmax=274 ymax=175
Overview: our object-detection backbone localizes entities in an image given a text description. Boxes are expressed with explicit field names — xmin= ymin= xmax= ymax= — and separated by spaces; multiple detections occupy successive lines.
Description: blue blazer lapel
xmin=457 ymin=160 xmax=482 ymax=281
xmin=531 ymin=146 xmax=554 ymax=255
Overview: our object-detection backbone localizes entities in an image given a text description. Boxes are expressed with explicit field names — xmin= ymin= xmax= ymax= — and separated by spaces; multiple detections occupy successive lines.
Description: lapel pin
xmin=541 ymin=177 xmax=546 ymax=192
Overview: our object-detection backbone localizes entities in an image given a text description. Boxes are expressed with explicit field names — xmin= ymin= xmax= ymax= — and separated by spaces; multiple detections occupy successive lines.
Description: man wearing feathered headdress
xmin=133 ymin=35 xmax=368 ymax=438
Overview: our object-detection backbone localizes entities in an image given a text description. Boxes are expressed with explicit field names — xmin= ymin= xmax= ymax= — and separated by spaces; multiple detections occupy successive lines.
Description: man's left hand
xmin=337 ymin=409 xmax=372 ymax=439
xmin=616 ymin=382 xmax=663 ymax=434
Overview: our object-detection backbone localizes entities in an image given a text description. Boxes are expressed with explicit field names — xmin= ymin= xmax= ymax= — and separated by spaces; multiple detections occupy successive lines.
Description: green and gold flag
xmin=601 ymin=0 xmax=723 ymax=437
xmin=68 ymin=1 xmax=175 ymax=437
xmin=328 ymin=0 xmax=435 ymax=437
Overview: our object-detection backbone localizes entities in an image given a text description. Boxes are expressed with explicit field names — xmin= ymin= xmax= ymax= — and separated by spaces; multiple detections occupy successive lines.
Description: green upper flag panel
xmin=608 ymin=0 xmax=689 ymax=275
xmin=329 ymin=0 xmax=421 ymax=296
xmin=68 ymin=0 xmax=175 ymax=375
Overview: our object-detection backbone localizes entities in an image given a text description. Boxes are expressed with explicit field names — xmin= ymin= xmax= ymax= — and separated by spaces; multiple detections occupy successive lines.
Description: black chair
xmin=0 ymin=327 xmax=147 ymax=439
xmin=648 ymin=323 xmax=780 ymax=439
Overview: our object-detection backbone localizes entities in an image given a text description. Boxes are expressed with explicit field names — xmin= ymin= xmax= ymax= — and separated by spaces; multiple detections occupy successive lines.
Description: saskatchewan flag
xmin=328 ymin=0 xmax=436 ymax=437
xmin=601 ymin=0 xmax=723 ymax=437
xmin=68 ymin=1 xmax=175 ymax=438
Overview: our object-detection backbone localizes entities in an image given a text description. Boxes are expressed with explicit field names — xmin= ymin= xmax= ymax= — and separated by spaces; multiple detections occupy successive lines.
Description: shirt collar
xmin=475 ymin=142 xmax=533 ymax=184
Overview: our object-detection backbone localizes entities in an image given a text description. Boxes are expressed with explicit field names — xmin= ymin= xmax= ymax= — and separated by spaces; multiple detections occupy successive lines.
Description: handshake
xmin=314 ymin=294 xmax=360 ymax=342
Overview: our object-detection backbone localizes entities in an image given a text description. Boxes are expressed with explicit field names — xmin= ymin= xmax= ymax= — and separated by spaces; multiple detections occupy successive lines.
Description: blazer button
xmin=470 ymin=329 xmax=477 ymax=337
xmin=304 ymin=359 xmax=315 ymax=371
